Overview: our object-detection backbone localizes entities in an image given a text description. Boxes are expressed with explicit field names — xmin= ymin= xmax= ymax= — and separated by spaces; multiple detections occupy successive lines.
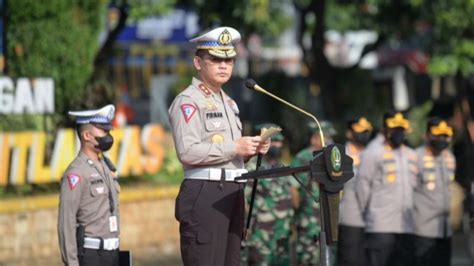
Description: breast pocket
xmin=90 ymin=179 xmax=109 ymax=197
xmin=205 ymin=119 xmax=226 ymax=132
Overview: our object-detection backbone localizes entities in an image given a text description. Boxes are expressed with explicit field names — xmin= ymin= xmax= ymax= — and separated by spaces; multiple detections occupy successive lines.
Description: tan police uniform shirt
xmin=338 ymin=142 xmax=365 ymax=227
xmin=356 ymin=141 xmax=418 ymax=233
xmin=168 ymin=77 xmax=244 ymax=171
xmin=413 ymin=146 xmax=455 ymax=238
xmin=58 ymin=152 xmax=120 ymax=266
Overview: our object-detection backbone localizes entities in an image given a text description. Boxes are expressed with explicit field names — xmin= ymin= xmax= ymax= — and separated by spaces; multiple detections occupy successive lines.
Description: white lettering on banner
xmin=0 ymin=77 xmax=55 ymax=114
xmin=0 ymin=124 xmax=167 ymax=186
xmin=0 ymin=78 xmax=14 ymax=113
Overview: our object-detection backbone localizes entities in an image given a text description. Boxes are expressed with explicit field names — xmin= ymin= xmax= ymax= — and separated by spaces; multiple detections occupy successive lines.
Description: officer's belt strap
xmin=84 ymin=237 xmax=119 ymax=251
xmin=184 ymin=168 xmax=248 ymax=183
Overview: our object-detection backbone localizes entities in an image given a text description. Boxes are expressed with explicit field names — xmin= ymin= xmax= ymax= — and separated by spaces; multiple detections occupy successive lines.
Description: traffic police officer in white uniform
xmin=58 ymin=104 xmax=121 ymax=266
xmin=168 ymin=27 xmax=270 ymax=266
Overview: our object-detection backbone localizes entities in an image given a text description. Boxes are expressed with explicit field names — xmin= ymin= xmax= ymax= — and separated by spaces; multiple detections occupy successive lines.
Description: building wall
xmin=0 ymin=186 xmax=181 ymax=266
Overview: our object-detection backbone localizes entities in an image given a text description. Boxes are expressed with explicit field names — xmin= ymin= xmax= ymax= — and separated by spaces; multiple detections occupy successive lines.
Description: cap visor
xmin=92 ymin=123 xmax=112 ymax=131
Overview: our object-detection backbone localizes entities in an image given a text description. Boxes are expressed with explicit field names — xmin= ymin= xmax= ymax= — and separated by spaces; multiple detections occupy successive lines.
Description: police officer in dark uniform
xmin=58 ymin=104 xmax=121 ymax=266
xmin=168 ymin=26 xmax=270 ymax=266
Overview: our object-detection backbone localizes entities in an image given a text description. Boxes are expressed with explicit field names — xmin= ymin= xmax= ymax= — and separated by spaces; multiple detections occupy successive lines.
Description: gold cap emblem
xmin=218 ymin=29 xmax=232 ymax=45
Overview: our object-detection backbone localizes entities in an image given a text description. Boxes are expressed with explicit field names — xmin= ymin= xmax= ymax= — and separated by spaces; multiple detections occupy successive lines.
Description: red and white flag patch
xmin=180 ymin=104 xmax=197 ymax=123
xmin=67 ymin=174 xmax=81 ymax=190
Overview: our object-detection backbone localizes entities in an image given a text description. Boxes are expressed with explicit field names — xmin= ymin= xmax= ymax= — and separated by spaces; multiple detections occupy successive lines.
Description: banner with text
xmin=0 ymin=124 xmax=167 ymax=186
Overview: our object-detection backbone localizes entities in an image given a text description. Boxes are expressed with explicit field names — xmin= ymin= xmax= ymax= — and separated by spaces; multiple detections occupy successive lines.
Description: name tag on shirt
xmin=109 ymin=216 xmax=118 ymax=232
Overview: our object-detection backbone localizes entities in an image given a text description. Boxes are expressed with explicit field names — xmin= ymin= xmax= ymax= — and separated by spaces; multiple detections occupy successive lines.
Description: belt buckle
xmin=209 ymin=168 xmax=221 ymax=181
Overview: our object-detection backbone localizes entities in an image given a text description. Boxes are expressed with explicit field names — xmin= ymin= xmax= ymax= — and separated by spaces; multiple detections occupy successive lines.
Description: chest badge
xmin=206 ymin=99 xmax=218 ymax=111
xmin=426 ymin=181 xmax=436 ymax=191
xmin=95 ymin=186 xmax=105 ymax=194
xmin=212 ymin=121 xmax=222 ymax=128
xmin=211 ymin=134 xmax=224 ymax=144
xmin=386 ymin=174 xmax=396 ymax=184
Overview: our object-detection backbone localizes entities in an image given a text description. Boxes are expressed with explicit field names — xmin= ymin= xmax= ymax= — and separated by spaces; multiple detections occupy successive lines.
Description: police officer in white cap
xmin=58 ymin=104 xmax=121 ymax=266
xmin=168 ymin=27 xmax=270 ymax=266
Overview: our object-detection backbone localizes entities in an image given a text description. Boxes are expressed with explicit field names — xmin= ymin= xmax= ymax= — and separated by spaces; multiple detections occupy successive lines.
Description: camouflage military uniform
xmin=292 ymin=147 xmax=321 ymax=265
xmin=243 ymin=158 xmax=294 ymax=266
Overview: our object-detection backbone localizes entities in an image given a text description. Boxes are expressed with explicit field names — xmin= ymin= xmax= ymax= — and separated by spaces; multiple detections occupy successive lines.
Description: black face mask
xmin=430 ymin=139 xmax=449 ymax=151
xmin=353 ymin=132 xmax=371 ymax=146
xmin=94 ymin=134 xmax=114 ymax=152
xmin=388 ymin=129 xmax=405 ymax=148
xmin=267 ymin=146 xmax=282 ymax=159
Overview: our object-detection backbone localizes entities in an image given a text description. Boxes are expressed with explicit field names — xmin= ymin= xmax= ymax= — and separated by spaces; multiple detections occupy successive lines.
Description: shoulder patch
xmin=180 ymin=103 xmax=197 ymax=123
xmin=67 ymin=173 xmax=81 ymax=190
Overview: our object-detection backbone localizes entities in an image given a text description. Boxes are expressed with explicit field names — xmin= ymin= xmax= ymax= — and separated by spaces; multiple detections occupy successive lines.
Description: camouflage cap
xmin=308 ymin=120 xmax=337 ymax=136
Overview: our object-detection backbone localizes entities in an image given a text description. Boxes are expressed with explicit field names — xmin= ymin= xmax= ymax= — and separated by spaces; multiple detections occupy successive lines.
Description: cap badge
xmin=218 ymin=29 xmax=232 ymax=45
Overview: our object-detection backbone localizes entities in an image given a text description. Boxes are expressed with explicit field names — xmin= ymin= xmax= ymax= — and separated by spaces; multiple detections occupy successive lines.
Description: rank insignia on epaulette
xmin=198 ymin=84 xmax=212 ymax=97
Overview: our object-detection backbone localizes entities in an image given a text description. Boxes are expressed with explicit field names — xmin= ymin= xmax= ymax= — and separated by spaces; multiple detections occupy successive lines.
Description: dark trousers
xmin=366 ymin=233 xmax=414 ymax=266
xmin=79 ymin=248 xmax=119 ymax=266
xmin=175 ymin=180 xmax=245 ymax=266
xmin=413 ymin=235 xmax=451 ymax=266
xmin=337 ymin=225 xmax=367 ymax=266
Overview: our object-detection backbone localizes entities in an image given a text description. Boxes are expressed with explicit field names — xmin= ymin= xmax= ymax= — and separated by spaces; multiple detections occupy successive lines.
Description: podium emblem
xmin=331 ymin=146 xmax=342 ymax=172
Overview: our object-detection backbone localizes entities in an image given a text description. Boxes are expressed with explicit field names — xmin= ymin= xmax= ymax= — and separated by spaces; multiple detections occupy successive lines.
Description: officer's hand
xmin=234 ymin=136 xmax=261 ymax=156
xmin=256 ymin=139 xmax=270 ymax=155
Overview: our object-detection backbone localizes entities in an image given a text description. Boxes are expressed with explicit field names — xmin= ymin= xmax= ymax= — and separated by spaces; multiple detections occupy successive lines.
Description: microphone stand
xmin=245 ymin=79 xmax=332 ymax=266
xmin=245 ymin=153 xmax=262 ymax=235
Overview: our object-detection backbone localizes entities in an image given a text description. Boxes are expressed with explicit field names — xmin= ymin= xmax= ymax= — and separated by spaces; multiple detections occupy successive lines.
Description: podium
xmin=236 ymin=143 xmax=354 ymax=266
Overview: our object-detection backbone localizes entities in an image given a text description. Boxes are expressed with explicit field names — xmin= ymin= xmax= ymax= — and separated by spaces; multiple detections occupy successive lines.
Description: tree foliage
xmin=6 ymin=0 xmax=176 ymax=129
xmin=8 ymin=0 xmax=105 ymax=116
xmin=177 ymin=0 xmax=290 ymax=41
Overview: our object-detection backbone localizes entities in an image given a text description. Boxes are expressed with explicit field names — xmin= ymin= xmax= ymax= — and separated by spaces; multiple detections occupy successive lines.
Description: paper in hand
xmin=260 ymin=127 xmax=282 ymax=141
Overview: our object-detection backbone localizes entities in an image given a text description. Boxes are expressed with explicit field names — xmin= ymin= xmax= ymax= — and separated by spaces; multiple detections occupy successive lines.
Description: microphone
xmin=245 ymin=79 xmax=327 ymax=147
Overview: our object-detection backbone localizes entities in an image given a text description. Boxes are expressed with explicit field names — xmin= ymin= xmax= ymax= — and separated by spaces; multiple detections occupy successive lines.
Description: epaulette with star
xmin=198 ymin=84 xmax=212 ymax=97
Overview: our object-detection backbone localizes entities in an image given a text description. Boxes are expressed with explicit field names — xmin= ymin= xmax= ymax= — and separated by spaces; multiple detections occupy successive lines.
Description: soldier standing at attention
xmin=337 ymin=117 xmax=373 ymax=266
xmin=356 ymin=111 xmax=418 ymax=266
xmin=58 ymin=105 xmax=121 ymax=266
xmin=291 ymin=121 xmax=337 ymax=265
xmin=243 ymin=123 xmax=297 ymax=266
xmin=413 ymin=118 xmax=456 ymax=266
xmin=168 ymin=26 xmax=270 ymax=266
